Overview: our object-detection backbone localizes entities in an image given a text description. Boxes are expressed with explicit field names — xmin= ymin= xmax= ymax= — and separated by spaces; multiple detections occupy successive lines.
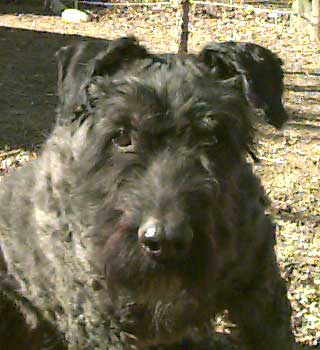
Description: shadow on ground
xmin=0 ymin=1 xmax=50 ymax=16
xmin=0 ymin=26 xmax=105 ymax=149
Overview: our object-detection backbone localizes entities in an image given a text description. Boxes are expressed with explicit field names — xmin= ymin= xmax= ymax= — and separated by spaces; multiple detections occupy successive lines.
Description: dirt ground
xmin=0 ymin=14 xmax=106 ymax=147
xmin=0 ymin=1 xmax=319 ymax=349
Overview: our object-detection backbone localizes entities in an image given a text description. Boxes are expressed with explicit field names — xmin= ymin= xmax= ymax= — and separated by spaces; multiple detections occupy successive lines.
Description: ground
xmin=0 ymin=1 xmax=319 ymax=349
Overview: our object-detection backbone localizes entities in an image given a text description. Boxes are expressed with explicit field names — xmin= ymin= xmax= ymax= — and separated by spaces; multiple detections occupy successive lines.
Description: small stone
xmin=61 ymin=9 xmax=91 ymax=23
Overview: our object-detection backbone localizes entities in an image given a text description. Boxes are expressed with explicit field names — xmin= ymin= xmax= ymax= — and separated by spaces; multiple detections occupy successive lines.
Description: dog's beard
xmin=104 ymin=254 xmax=188 ymax=305
xmin=134 ymin=273 xmax=183 ymax=304
xmin=105 ymin=276 xmax=206 ymax=346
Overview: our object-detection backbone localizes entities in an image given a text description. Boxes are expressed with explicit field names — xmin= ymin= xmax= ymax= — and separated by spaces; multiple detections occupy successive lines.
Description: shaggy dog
xmin=199 ymin=41 xmax=288 ymax=129
xmin=0 ymin=37 xmax=293 ymax=350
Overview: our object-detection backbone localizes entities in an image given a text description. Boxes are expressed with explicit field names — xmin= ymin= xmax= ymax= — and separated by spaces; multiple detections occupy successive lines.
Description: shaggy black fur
xmin=199 ymin=41 xmax=289 ymax=129
xmin=0 ymin=37 xmax=294 ymax=350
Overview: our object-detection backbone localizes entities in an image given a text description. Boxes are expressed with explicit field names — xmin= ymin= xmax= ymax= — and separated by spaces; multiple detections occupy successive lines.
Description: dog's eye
xmin=210 ymin=135 xmax=219 ymax=146
xmin=112 ymin=129 xmax=133 ymax=149
xmin=202 ymin=135 xmax=219 ymax=148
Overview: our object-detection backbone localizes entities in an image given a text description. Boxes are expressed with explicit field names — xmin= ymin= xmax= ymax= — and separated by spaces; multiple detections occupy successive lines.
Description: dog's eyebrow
xmin=139 ymin=113 xmax=175 ymax=135
xmin=139 ymin=111 xmax=218 ymax=138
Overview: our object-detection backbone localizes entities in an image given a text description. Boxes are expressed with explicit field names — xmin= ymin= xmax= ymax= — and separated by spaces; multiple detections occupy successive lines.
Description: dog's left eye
xmin=209 ymin=135 xmax=219 ymax=146
xmin=112 ymin=129 xmax=133 ymax=149
xmin=201 ymin=135 xmax=219 ymax=148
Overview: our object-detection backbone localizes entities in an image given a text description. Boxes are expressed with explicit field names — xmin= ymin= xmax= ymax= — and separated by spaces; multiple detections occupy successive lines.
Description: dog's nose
xmin=138 ymin=218 xmax=193 ymax=260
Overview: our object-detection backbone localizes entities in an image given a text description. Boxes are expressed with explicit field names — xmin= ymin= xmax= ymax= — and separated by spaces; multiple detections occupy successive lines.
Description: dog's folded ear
xmin=199 ymin=43 xmax=262 ymax=118
xmin=198 ymin=41 xmax=288 ymax=129
xmin=198 ymin=42 xmax=238 ymax=79
xmin=198 ymin=42 xmax=264 ymax=114
xmin=55 ymin=36 xmax=149 ymax=123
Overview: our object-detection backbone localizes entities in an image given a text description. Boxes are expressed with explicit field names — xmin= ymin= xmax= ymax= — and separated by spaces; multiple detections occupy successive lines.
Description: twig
xmin=258 ymin=157 xmax=286 ymax=164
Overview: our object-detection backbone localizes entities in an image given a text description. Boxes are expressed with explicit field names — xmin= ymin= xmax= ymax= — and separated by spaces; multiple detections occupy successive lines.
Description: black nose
xmin=138 ymin=218 xmax=193 ymax=260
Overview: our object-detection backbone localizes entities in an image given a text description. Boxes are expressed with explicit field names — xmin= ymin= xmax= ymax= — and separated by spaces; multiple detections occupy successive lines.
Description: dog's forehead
xmin=93 ymin=52 xmax=248 ymax=135
xmin=113 ymin=54 xmax=218 ymax=112
xmin=103 ymin=57 xmax=220 ymax=130
xmin=130 ymin=54 xmax=209 ymax=87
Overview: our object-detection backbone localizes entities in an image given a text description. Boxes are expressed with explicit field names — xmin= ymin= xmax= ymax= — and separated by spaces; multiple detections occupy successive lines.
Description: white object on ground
xmin=61 ymin=9 xmax=91 ymax=23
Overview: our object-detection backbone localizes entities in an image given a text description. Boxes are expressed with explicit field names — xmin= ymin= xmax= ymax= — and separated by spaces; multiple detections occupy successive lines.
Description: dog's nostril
xmin=144 ymin=241 xmax=161 ymax=252
xmin=138 ymin=221 xmax=164 ymax=256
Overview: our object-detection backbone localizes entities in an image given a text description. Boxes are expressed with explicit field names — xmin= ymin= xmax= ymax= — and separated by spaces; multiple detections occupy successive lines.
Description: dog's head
xmin=53 ymin=37 xmax=256 ymax=307
xmin=199 ymin=41 xmax=288 ymax=129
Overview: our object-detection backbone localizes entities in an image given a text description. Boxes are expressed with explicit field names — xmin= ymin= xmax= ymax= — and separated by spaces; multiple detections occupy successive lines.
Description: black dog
xmin=0 ymin=37 xmax=294 ymax=350
xmin=199 ymin=41 xmax=288 ymax=129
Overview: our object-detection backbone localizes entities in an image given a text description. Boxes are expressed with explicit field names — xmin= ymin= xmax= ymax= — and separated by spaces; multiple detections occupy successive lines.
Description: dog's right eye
xmin=112 ymin=129 xmax=133 ymax=151
xmin=202 ymin=135 xmax=219 ymax=148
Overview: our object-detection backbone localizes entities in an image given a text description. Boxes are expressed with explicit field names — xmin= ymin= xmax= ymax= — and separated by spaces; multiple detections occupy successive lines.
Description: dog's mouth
xmin=134 ymin=274 xmax=184 ymax=304
xmin=102 ymin=216 xmax=212 ymax=303
xmin=141 ymin=240 xmax=190 ymax=262
xmin=142 ymin=240 xmax=161 ymax=255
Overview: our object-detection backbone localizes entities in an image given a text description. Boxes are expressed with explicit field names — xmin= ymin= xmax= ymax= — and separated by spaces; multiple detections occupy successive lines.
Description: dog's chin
xmin=103 ymin=235 xmax=209 ymax=304
xmin=105 ymin=262 xmax=188 ymax=305
xmin=136 ymin=274 xmax=184 ymax=304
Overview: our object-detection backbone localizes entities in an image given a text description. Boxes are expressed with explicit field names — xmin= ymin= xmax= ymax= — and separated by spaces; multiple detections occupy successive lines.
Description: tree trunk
xmin=178 ymin=0 xmax=190 ymax=54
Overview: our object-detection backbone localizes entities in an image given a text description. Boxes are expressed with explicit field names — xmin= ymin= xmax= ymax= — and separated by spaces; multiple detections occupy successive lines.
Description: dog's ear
xmin=231 ymin=43 xmax=288 ymax=129
xmin=198 ymin=42 xmax=261 ymax=105
xmin=198 ymin=43 xmax=237 ymax=79
xmin=55 ymin=37 xmax=149 ymax=122
xmin=199 ymin=43 xmax=261 ymax=119
xmin=199 ymin=42 xmax=288 ymax=129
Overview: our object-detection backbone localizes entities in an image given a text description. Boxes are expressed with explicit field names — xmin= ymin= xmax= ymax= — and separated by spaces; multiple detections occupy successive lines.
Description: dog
xmin=0 ymin=37 xmax=294 ymax=350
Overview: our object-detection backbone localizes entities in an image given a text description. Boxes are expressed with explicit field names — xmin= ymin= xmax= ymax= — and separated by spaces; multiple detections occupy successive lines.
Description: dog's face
xmin=54 ymin=37 xmax=253 ymax=303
